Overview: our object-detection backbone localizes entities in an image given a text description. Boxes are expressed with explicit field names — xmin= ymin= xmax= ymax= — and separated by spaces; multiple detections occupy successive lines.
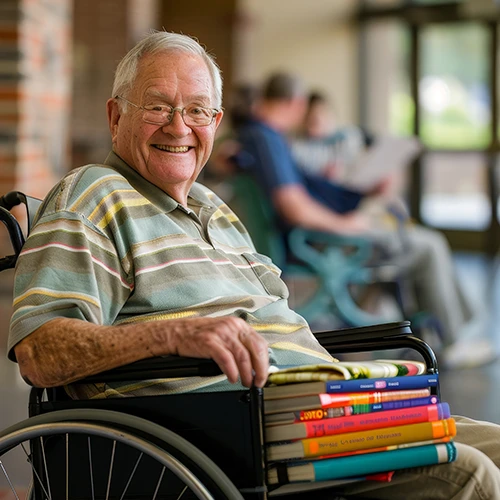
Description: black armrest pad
xmin=81 ymin=355 xmax=222 ymax=383
xmin=314 ymin=320 xmax=412 ymax=345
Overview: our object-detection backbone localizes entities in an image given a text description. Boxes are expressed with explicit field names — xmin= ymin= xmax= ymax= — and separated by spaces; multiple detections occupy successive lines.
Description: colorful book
xmin=264 ymin=388 xmax=432 ymax=415
xmin=264 ymin=373 xmax=439 ymax=400
xmin=265 ymin=403 xmax=450 ymax=443
xmin=267 ymin=442 xmax=457 ymax=484
xmin=313 ymin=436 xmax=453 ymax=460
xmin=265 ymin=395 xmax=440 ymax=426
xmin=266 ymin=418 xmax=456 ymax=461
xmin=350 ymin=395 xmax=440 ymax=415
xmin=267 ymin=360 xmax=427 ymax=386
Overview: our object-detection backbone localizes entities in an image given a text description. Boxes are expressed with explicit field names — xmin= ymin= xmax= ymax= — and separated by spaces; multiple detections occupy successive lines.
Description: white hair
xmin=112 ymin=31 xmax=223 ymax=108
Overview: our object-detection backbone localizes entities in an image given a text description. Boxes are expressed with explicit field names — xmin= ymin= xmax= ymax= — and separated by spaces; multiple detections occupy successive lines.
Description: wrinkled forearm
xmin=14 ymin=315 xmax=269 ymax=389
xmin=14 ymin=317 xmax=169 ymax=387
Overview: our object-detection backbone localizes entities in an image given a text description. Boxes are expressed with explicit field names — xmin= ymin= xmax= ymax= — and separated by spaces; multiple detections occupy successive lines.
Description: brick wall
xmin=0 ymin=0 xmax=72 ymax=353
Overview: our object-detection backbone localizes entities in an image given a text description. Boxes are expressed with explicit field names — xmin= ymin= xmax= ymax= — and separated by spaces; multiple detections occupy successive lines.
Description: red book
xmin=265 ymin=394 xmax=440 ymax=426
xmin=264 ymin=388 xmax=432 ymax=415
xmin=265 ymin=403 xmax=450 ymax=443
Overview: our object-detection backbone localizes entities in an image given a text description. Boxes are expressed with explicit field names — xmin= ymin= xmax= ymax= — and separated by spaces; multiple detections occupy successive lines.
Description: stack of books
xmin=264 ymin=360 xmax=457 ymax=491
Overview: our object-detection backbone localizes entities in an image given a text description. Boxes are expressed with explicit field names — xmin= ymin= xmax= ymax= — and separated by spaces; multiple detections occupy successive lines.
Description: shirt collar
xmin=104 ymin=151 xmax=215 ymax=214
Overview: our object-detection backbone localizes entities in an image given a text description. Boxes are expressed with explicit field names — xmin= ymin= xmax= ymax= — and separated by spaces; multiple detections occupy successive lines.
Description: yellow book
xmin=266 ymin=418 xmax=456 ymax=461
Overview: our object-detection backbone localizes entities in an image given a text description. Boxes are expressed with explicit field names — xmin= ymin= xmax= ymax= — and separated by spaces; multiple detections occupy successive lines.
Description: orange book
xmin=304 ymin=436 xmax=453 ymax=460
xmin=265 ymin=403 xmax=450 ymax=443
xmin=266 ymin=418 xmax=456 ymax=461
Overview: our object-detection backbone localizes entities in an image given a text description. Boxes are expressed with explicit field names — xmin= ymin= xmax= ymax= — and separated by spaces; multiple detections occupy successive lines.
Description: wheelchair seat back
xmin=0 ymin=191 xmax=43 ymax=271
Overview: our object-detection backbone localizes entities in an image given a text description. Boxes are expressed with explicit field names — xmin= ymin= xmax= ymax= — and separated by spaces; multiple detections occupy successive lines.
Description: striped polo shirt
xmin=9 ymin=152 xmax=334 ymax=398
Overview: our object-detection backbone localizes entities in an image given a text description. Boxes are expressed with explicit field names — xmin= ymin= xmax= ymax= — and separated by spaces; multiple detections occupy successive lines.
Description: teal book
xmin=268 ymin=442 xmax=457 ymax=484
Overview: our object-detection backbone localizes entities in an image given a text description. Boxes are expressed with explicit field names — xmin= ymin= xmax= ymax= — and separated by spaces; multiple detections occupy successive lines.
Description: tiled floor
xmin=0 ymin=251 xmax=499 ymax=493
xmin=439 ymin=252 xmax=500 ymax=424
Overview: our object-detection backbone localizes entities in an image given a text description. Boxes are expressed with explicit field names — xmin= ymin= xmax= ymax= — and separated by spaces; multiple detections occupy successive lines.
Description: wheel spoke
xmin=66 ymin=434 xmax=69 ymax=500
xmin=0 ymin=459 xmax=21 ymax=500
xmin=88 ymin=436 xmax=95 ymax=500
xmin=152 ymin=466 xmax=166 ymax=500
xmin=40 ymin=436 xmax=53 ymax=500
xmin=20 ymin=443 xmax=52 ymax=500
xmin=119 ymin=452 xmax=143 ymax=500
xmin=176 ymin=484 xmax=188 ymax=500
xmin=105 ymin=440 xmax=116 ymax=500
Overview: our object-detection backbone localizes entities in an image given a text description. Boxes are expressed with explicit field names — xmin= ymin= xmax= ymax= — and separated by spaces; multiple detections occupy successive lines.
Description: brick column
xmin=0 ymin=0 xmax=72 ymax=352
xmin=0 ymin=0 xmax=72 ymax=198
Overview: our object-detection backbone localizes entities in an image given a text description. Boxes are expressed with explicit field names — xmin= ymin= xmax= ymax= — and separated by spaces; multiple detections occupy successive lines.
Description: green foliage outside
xmin=389 ymin=22 xmax=493 ymax=150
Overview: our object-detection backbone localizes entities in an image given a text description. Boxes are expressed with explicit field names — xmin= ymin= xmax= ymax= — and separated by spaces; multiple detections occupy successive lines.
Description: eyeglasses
xmin=115 ymin=96 xmax=221 ymax=127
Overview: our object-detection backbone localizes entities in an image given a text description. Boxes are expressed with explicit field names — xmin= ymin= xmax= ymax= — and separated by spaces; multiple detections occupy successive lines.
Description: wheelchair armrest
xmin=315 ymin=321 xmax=438 ymax=374
xmin=0 ymin=191 xmax=43 ymax=233
xmin=77 ymin=322 xmax=436 ymax=385
xmin=79 ymin=355 xmax=223 ymax=383
xmin=0 ymin=191 xmax=43 ymax=271
xmin=0 ymin=206 xmax=25 ymax=256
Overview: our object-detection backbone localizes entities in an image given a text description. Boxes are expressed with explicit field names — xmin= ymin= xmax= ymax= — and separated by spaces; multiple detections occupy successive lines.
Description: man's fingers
xmin=172 ymin=317 xmax=269 ymax=388
xmin=238 ymin=329 xmax=269 ymax=388
xmin=210 ymin=347 xmax=240 ymax=385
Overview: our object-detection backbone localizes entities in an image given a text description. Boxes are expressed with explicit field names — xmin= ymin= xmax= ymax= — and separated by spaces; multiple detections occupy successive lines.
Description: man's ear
xmin=107 ymin=98 xmax=121 ymax=144
xmin=214 ymin=108 xmax=224 ymax=131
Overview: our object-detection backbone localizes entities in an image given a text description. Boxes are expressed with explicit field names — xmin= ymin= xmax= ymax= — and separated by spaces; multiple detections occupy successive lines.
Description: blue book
xmin=264 ymin=374 xmax=439 ymax=400
xmin=353 ymin=395 xmax=439 ymax=414
xmin=326 ymin=374 xmax=439 ymax=393
xmin=268 ymin=442 xmax=457 ymax=484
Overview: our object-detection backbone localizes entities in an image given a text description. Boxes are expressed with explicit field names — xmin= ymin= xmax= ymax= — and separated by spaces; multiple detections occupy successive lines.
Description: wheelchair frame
xmin=0 ymin=191 xmax=439 ymax=500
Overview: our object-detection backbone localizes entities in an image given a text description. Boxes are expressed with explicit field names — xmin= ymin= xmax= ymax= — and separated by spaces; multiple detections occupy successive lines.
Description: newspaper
xmin=341 ymin=135 xmax=422 ymax=191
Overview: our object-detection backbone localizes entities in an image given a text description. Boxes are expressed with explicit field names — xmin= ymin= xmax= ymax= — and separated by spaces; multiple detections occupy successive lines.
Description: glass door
xmin=359 ymin=2 xmax=500 ymax=254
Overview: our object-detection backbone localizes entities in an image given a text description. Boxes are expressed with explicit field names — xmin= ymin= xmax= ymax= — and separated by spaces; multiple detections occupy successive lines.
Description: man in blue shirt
xmin=237 ymin=72 xmax=494 ymax=370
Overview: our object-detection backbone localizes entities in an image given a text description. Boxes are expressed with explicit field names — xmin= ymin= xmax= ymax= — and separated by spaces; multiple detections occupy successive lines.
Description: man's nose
xmin=163 ymin=109 xmax=190 ymax=134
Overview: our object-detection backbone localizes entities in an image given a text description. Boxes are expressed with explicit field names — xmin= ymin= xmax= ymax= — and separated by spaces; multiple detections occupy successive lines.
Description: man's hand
xmin=160 ymin=316 xmax=269 ymax=388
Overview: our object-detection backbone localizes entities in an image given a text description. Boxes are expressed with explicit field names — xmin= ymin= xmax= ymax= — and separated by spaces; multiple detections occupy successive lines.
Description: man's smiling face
xmin=108 ymin=51 xmax=223 ymax=204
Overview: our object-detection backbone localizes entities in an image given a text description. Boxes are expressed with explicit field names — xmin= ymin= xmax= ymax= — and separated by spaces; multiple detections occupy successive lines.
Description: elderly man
xmin=7 ymin=31 xmax=500 ymax=499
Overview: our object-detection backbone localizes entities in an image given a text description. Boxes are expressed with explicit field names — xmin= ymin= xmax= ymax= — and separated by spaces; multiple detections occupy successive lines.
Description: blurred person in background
xmin=291 ymin=91 xmax=375 ymax=182
xmin=291 ymin=91 xmax=408 ymax=221
xmin=207 ymin=83 xmax=260 ymax=180
xmin=236 ymin=72 xmax=496 ymax=370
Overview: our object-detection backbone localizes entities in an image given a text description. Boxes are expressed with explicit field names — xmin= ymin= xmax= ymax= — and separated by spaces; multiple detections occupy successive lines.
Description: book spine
xmin=295 ymin=406 xmax=349 ymax=422
xmin=266 ymin=394 xmax=439 ymax=426
xmin=312 ymin=442 xmax=457 ymax=482
xmin=319 ymin=388 xmax=432 ymax=408
xmin=315 ymin=436 xmax=453 ymax=460
xmin=300 ymin=403 xmax=450 ymax=439
xmin=265 ymin=403 xmax=449 ymax=443
xmin=267 ymin=418 xmax=456 ymax=460
xmin=351 ymin=395 xmax=439 ymax=415
xmin=325 ymin=374 xmax=439 ymax=393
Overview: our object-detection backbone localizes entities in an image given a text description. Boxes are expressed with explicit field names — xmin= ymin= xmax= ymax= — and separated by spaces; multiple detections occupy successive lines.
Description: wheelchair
xmin=0 ymin=191 xmax=439 ymax=500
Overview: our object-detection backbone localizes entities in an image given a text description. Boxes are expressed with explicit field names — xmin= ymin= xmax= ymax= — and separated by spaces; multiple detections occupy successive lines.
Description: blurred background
xmin=1 ymin=0 xmax=500 ymax=447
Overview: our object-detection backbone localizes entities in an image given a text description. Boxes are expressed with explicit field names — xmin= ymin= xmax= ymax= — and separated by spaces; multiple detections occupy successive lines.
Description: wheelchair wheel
xmin=0 ymin=408 xmax=244 ymax=500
